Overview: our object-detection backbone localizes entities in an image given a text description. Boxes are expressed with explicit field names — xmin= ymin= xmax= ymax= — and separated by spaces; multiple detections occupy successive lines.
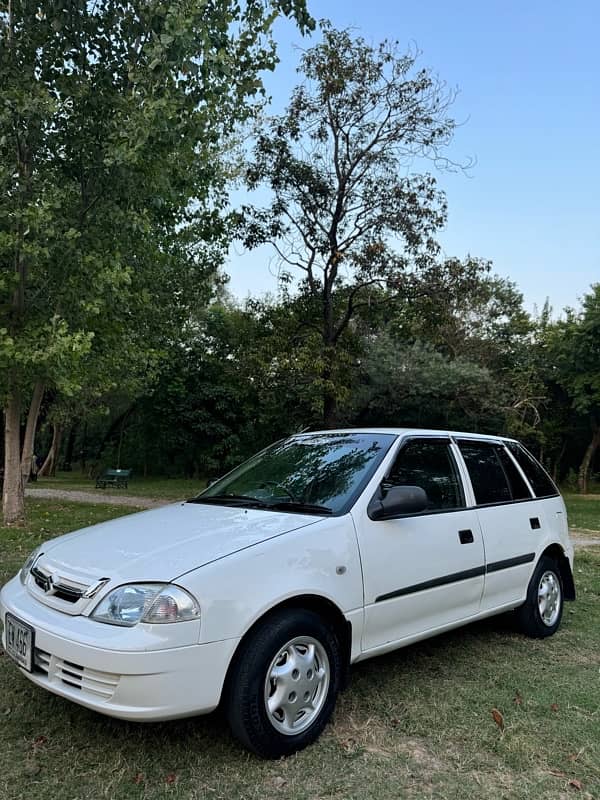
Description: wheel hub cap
xmin=264 ymin=636 xmax=330 ymax=735
xmin=538 ymin=570 xmax=561 ymax=627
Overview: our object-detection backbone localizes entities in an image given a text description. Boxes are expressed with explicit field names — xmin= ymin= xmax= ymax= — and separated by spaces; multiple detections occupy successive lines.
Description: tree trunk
xmin=3 ymin=388 xmax=25 ymax=525
xmin=80 ymin=420 xmax=88 ymax=475
xmin=552 ymin=441 xmax=567 ymax=484
xmin=38 ymin=423 xmax=63 ymax=478
xmin=20 ymin=380 xmax=44 ymax=484
xmin=63 ymin=420 xmax=79 ymax=471
xmin=116 ymin=416 xmax=126 ymax=469
xmin=91 ymin=405 xmax=135 ymax=473
xmin=49 ymin=424 xmax=63 ymax=477
xmin=323 ymin=389 xmax=337 ymax=428
xmin=577 ymin=425 xmax=600 ymax=494
xmin=321 ymin=345 xmax=337 ymax=428
xmin=321 ymin=276 xmax=338 ymax=428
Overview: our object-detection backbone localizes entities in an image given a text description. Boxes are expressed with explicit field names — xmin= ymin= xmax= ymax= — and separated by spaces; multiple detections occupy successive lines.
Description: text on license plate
xmin=5 ymin=613 xmax=34 ymax=672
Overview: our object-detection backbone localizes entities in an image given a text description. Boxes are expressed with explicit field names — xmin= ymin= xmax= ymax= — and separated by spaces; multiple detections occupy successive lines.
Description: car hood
xmin=39 ymin=501 xmax=323 ymax=584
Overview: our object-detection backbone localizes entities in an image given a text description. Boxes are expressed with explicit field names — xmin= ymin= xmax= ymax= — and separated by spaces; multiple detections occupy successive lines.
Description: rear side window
xmin=496 ymin=446 xmax=532 ymax=500
xmin=458 ymin=441 xmax=511 ymax=505
xmin=505 ymin=442 xmax=559 ymax=498
xmin=386 ymin=438 xmax=465 ymax=511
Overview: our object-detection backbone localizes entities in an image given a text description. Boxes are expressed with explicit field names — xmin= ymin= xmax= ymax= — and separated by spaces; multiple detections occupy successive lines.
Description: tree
xmin=1 ymin=0 xmax=312 ymax=524
xmin=550 ymin=285 xmax=600 ymax=493
xmin=355 ymin=335 xmax=501 ymax=430
xmin=392 ymin=257 xmax=547 ymax=438
xmin=123 ymin=297 xmax=330 ymax=478
xmin=241 ymin=22 xmax=467 ymax=425
xmin=130 ymin=302 xmax=267 ymax=478
xmin=397 ymin=258 xmax=532 ymax=367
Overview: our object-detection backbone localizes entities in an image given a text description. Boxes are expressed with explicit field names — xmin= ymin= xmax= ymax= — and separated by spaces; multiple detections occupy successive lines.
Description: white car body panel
xmin=355 ymin=507 xmax=485 ymax=650
xmin=177 ymin=514 xmax=364 ymax=647
xmin=0 ymin=427 xmax=574 ymax=724
xmin=37 ymin=502 xmax=321 ymax=586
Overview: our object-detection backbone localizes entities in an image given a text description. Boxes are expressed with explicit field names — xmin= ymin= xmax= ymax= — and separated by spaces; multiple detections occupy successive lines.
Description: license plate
xmin=5 ymin=613 xmax=34 ymax=672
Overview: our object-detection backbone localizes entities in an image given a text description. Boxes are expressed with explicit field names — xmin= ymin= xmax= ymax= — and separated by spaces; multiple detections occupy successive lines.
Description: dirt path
xmin=572 ymin=535 xmax=600 ymax=547
xmin=25 ymin=487 xmax=168 ymax=509
xmin=24 ymin=487 xmax=600 ymax=547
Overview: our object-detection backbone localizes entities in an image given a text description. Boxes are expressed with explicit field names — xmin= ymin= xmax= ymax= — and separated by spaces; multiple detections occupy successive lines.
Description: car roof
xmin=293 ymin=428 xmax=518 ymax=443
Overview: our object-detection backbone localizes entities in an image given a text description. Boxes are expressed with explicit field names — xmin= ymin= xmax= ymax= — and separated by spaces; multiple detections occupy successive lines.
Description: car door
xmin=455 ymin=438 xmax=546 ymax=610
xmin=353 ymin=436 xmax=485 ymax=652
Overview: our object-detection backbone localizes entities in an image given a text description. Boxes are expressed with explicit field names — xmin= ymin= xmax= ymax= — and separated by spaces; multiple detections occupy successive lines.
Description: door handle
xmin=459 ymin=529 xmax=474 ymax=544
xmin=529 ymin=517 xmax=541 ymax=530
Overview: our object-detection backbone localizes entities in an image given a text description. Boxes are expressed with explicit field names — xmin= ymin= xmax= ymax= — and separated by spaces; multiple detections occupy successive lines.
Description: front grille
xmin=31 ymin=566 xmax=86 ymax=603
xmin=34 ymin=648 xmax=120 ymax=700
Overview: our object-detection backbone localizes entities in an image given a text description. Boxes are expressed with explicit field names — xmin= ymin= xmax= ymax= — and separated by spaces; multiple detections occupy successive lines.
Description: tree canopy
xmin=1 ymin=0 xmax=312 ymax=523
xmin=2 ymin=13 xmax=598 ymax=511
xmin=241 ymin=23 xmax=469 ymax=424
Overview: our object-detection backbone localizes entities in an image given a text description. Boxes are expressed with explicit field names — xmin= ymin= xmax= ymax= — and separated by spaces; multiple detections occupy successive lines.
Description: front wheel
xmin=516 ymin=555 xmax=563 ymax=638
xmin=225 ymin=609 xmax=342 ymax=758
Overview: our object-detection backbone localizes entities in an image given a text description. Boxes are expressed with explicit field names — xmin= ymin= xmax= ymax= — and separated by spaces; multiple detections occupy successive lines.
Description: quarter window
xmin=386 ymin=439 xmax=465 ymax=511
xmin=505 ymin=442 xmax=559 ymax=498
xmin=496 ymin=446 xmax=532 ymax=500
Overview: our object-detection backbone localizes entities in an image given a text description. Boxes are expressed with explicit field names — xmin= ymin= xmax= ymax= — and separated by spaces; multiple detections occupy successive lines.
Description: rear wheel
xmin=516 ymin=555 xmax=563 ymax=637
xmin=226 ymin=608 xmax=342 ymax=758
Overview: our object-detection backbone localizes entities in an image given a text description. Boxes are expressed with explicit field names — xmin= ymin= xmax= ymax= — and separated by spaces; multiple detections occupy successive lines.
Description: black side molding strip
xmin=486 ymin=552 xmax=535 ymax=573
xmin=376 ymin=566 xmax=485 ymax=603
xmin=375 ymin=552 xmax=536 ymax=603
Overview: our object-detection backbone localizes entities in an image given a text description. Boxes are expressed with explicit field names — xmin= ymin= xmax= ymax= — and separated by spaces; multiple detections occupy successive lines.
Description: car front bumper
xmin=0 ymin=576 xmax=239 ymax=722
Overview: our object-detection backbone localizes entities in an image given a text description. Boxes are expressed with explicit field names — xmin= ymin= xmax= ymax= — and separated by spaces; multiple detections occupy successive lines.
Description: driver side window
xmin=386 ymin=438 xmax=465 ymax=511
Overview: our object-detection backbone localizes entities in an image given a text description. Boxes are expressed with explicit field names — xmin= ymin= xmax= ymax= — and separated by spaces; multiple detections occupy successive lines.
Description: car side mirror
xmin=368 ymin=485 xmax=429 ymax=520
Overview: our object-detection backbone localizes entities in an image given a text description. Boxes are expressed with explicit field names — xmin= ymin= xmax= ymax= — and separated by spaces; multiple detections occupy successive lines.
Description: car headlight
xmin=90 ymin=583 xmax=200 ymax=627
xmin=20 ymin=546 xmax=43 ymax=585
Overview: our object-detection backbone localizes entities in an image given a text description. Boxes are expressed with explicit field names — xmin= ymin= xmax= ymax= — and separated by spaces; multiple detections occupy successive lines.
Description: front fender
xmin=179 ymin=515 xmax=364 ymax=646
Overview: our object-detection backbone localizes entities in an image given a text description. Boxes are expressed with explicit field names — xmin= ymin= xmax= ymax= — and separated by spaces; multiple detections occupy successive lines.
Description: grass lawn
xmin=564 ymin=493 xmax=600 ymax=533
xmin=1 ymin=500 xmax=599 ymax=800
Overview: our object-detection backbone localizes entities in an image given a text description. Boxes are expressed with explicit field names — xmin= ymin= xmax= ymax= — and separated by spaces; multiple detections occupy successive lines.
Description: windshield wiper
xmin=187 ymin=495 xmax=332 ymax=514
xmin=265 ymin=501 xmax=333 ymax=515
xmin=187 ymin=494 xmax=269 ymax=508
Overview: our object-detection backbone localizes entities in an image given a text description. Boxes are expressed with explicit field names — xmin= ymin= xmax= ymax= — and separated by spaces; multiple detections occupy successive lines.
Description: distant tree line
xmin=28 ymin=273 xmax=600 ymax=494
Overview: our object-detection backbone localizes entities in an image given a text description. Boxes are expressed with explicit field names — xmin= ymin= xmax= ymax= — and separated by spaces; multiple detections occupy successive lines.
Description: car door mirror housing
xmin=368 ymin=485 xmax=429 ymax=520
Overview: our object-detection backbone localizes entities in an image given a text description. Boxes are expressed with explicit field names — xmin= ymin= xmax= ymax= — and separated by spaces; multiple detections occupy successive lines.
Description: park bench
xmin=95 ymin=468 xmax=132 ymax=490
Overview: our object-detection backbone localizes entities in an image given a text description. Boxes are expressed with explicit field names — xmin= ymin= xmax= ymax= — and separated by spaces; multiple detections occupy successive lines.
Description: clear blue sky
xmin=225 ymin=0 xmax=599 ymax=315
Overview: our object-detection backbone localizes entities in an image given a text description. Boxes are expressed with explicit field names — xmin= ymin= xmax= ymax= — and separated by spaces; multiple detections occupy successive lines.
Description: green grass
xmin=31 ymin=472 xmax=207 ymax=500
xmin=564 ymin=493 xmax=600 ymax=532
xmin=1 ymin=499 xmax=599 ymax=799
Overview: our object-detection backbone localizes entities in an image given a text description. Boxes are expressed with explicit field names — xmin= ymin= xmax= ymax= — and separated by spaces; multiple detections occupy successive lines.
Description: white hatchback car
xmin=1 ymin=429 xmax=575 ymax=757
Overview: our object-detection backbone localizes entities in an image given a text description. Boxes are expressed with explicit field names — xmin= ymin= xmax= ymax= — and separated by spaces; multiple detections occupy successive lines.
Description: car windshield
xmin=191 ymin=432 xmax=397 ymax=515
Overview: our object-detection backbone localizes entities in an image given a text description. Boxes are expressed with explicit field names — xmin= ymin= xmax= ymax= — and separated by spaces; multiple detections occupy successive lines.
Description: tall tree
xmin=550 ymin=285 xmax=600 ymax=493
xmin=0 ymin=0 xmax=312 ymax=523
xmin=242 ymin=22 xmax=467 ymax=425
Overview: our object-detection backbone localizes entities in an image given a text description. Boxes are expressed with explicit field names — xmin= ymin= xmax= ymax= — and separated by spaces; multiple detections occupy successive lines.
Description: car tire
xmin=225 ymin=608 xmax=342 ymax=758
xmin=515 ymin=555 xmax=564 ymax=638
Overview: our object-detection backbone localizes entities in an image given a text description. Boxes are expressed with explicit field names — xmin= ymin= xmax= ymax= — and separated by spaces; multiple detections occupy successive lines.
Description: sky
xmin=225 ymin=0 xmax=599 ymax=316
